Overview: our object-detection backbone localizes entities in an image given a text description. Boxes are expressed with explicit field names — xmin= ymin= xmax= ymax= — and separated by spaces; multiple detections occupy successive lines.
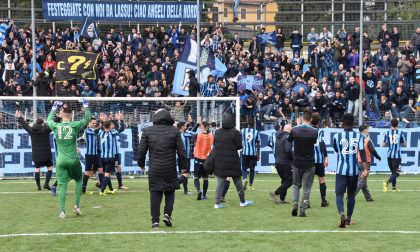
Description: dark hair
xmin=103 ymin=120 xmax=112 ymax=129
xmin=36 ymin=118 xmax=44 ymax=125
xmin=391 ymin=118 xmax=399 ymax=128
xmin=90 ymin=117 xmax=97 ymax=121
xmin=310 ymin=113 xmax=321 ymax=126
xmin=342 ymin=113 xmax=355 ymax=129
xmin=302 ymin=109 xmax=312 ymax=122
xmin=201 ymin=121 xmax=209 ymax=129
xmin=62 ymin=107 xmax=72 ymax=114
xmin=248 ymin=118 xmax=255 ymax=128
xmin=177 ymin=122 xmax=186 ymax=129
xmin=359 ymin=124 xmax=369 ymax=132
xmin=274 ymin=124 xmax=281 ymax=131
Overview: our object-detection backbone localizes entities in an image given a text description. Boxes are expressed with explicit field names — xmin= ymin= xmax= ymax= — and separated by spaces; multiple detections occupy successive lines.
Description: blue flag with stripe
xmin=80 ymin=17 xmax=98 ymax=40
xmin=172 ymin=37 xmax=226 ymax=96
xmin=257 ymin=31 xmax=276 ymax=45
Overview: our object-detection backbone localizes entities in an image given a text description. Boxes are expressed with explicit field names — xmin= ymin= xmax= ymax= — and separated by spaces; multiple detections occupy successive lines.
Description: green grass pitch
xmin=1 ymin=174 xmax=420 ymax=252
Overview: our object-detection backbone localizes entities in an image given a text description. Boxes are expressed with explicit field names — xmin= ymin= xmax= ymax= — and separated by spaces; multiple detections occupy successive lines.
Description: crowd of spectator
xmin=0 ymin=19 xmax=419 ymax=128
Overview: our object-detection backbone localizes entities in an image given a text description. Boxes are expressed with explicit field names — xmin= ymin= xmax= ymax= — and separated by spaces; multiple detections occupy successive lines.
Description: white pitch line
xmin=1 ymin=179 xmax=420 ymax=184
xmin=2 ymin=189 xmax=420 ymax=195
xmin=1 ymin=230 xmax=420 ymax=238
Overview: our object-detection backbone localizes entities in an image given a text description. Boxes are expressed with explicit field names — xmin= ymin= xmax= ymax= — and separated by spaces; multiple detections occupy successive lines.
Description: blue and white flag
xmin=237 ymin=75 xmax=264 ymax=93
xmin=173 ymin=38 xmax=227 ymax=96
xmin=0 ymin=22 xmax=9 ymax=45
xmin=211 ymin=58 xmax=227 ymax=78
xmin=257 ymin=31 xmax=276 ymax=45
xmin=80 ymin=17 xmax=98 ymax=40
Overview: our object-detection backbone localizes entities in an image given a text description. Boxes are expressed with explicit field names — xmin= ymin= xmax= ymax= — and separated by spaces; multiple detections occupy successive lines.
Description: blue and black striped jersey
xmin=333 ymin=130 xmax=360 ymax=176
xmin=314 ymin=129 xmax=327 ymax=164
xmin=84 ymin=128 xmax=99 ymax=156
xmin=181 ymin=131 xmax=193 ymax=158
xmin=268 ymin=132 xmax=276 ymax=154
xmin=111 ymin=120 xmax=125 ymax=155
xmin=383 ymin=129 xmax=406 ymax=159
xmin=240 ymin=128 xmax=261 ymax=156
xmin=98 ymin=129 xmax=119 ymax=159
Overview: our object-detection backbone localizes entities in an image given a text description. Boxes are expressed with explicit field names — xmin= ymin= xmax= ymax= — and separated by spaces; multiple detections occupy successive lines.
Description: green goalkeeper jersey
xmin=47 ymin=108 xmax=91 ymax=160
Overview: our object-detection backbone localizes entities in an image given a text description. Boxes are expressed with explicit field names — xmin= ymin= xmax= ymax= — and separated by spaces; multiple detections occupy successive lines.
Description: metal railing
xmin=0 ymin=0 xmax=418 ymax=40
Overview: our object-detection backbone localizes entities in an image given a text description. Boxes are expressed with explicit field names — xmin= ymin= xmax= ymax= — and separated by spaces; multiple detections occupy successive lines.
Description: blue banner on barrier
xmin=0 ymin=129 xmax=137 ymax=174
xmin=3 ymin=127 xmax=420 ymax=174
xmin=41 ymin=0 xmax=198 ymax=22
xmin=257 ymin=128 xmax=420 ymax=173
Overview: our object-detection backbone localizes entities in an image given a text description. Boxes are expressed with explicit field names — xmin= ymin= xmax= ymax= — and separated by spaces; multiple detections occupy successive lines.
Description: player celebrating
xmin=333 ymin=113 xmax=362 ymax=228
xmin=81 ymin=117 xmax=103 ymax=194
xmin=177 ymin=120 xmax=195 ymax=195
xmin=47 ymin=99 xmax=91 ymax=219
xmin=240 ymin=118 xmax=261 ymax=191
xmin=193 ymin=121 xmax=214 ymax=200
xmin=382 ymin=119 xmax=406 ymax=192
xmin=98 ymin=115 xmax=123 ymax=195
xmin=16 ymin=111 xmax=54 ymax=191
xmin=311 ymin=114 xmax=329 ymax=207
xmin=356 ymin=125 xmax=381 ymax=201
xmin=111 ymin=112 xmax=126 ymax=190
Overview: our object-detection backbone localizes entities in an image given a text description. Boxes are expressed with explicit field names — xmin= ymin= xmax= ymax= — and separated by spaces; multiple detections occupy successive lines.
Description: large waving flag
xmin=257 ymin=31 xmax=276 ymax=45
xmin=0 ymin=22 xmax=9 ymax=45
xmin=172 ymin=38 xmax=227 ymax=96
xmin=80 ymin=17 xmax=98 ymax=40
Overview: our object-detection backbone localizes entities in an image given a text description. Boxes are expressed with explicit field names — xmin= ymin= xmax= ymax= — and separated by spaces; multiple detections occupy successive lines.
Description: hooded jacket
xmin=274 ymin=130 xmax=293 ymax=164
xmin=137 ymin=109 xmax=187 ymax=191
xmin=188 ymin=70 xmax=199 ymax=97
xmin=18 ymin=117 xmax=52 ymax=163
xmin=213 ymin=114 xmax=243 ymax=178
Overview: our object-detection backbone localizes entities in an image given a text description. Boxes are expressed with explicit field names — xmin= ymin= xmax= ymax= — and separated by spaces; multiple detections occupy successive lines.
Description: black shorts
xmin=315 ymin=163 xmax=325 ymax=177
xmin=387 ymin=158 xmax=401 ymax=173
xmin=114 ymin=154 xmax=121 ymax=166
xmin=335 ymin=174 xmax=358 ymax=195
xmin=178 ymin=158 xmax=191 ymax=173
xmin=34 ymin=160 xmax=53 ymax=168
xmin=85 ymin=154 xmax=103 ymax=171
xmin=242 ymin=155 xmax=257 ymax=170
xmin=193 ymin=158 xmax=208 ymax=179
xmin=102 ymin=158 xmax=116 ymax=173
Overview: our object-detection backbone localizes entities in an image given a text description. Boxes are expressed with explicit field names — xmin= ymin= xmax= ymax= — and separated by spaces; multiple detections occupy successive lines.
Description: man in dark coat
xmin=137 ymin=109 xmax=187 ymax=229
xmin=269 ymin=123 xmax=293 ymax=204
xmin=187 ymin=70 xmax=199 ymax=97
xmin=16 ymin=111 xmax=53 ymax=190
xmin=211 ymin=113 xmax=253 ymax=209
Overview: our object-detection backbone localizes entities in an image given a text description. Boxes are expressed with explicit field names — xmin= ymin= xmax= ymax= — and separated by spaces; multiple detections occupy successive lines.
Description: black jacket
xmin=213 ymin=114 xmax=243 ymax=178
xmin=274 ymin=131 xmax=293 ymax=164
xmin=137 ymin=110 xmax=187 ymax=191
xmin=188 ymin=71 xmax=199 ymax=97
xmin=344 ymin=82 xmax=360 ymax=101
xmin=18 ymin=117 xmax=52 ymax=163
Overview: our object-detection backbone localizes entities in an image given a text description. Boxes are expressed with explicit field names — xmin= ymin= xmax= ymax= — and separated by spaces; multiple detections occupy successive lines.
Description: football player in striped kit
xmin=177 ymin=119 xmax=198 ymax=195
xmin=81 ymin=117 xmax=103 ymax=194
xmin=311 ymin=114 xmax=329 ymax=207
xmin=98 ymin=115 xmax=124 ymax=195
xmin=333 ymin=113 xmax=362 ymax=228
xmin=110 ymin=112 xmax=126 ymax=190
xmin=381 ymin=119 xmax=407 ymax=192
xmin=240 ymin=118 xmax=261 ymax=190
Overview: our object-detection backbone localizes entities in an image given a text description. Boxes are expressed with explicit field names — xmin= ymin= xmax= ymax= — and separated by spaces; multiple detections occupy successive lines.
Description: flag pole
xmin=196 ymin=0 xmax=201 ymax=84
xmin=196 ymin=0 xmax=201 ymax=119
xmin=31 ymin=0 xmax=37 ymax=121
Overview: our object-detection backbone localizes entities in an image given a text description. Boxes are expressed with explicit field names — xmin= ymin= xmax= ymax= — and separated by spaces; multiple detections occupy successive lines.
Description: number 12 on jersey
xmin=57 ymin=125 xmax=73 ymax=140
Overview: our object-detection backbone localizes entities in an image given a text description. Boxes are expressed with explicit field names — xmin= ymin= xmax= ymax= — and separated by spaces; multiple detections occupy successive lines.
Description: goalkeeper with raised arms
xmin=47 ymin=98 xmax=91 ymax=219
